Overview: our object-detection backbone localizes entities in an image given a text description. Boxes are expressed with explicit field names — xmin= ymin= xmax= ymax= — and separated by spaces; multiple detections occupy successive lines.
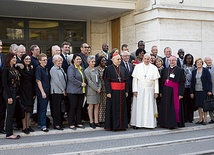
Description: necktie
xmin=166 ymin=58 xmax=169 ymax=68
xmin=125 ymin=62 xmax=129 ymax=72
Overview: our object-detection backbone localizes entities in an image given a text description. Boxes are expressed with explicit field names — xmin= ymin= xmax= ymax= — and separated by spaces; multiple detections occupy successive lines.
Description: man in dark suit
xmin=16 ymin=45 xmax=26 ymax=63
xmin=30 ymin=45 xmax=40 ymax=68
xmin=162 ymin=47 xmax=183 ymax=68
xmin=151 ymin=45 xmax=162 ymax=59
xmin=79 ymin=43 xmax=89 ymax=70
xmin=14 ymin=44 xmax=27 ymax=130
xmin=0 ymin=40 xmax=6 ymax=134
xmin=121 ymin=44 xmax=135 ymax=63
xmin=47 ymin=45 xmax=61 ymax=72
xmin=95 ymin=43 xmax=110 ymax=63
xmin=79 ymin=43 xmax=90 ymax=121
xmin=121 ymin=51 xmax=134 ymax=125
xmin=130 ymin=40 xmax=145 ymax=60
xmin=60 ymin=41 xmax=70 ymax=73
xmin=177 ymin=49 xmax=185 ymax=68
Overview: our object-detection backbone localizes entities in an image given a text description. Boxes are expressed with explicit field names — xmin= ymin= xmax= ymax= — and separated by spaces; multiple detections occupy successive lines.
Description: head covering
xmin=112 ymin=53 xmax=119 ymax=59
xmin=169 ymin=55 xmax=177 ymax=59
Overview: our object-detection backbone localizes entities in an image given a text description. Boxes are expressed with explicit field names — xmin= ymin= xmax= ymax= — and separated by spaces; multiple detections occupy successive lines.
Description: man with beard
xmin=103 ymin=53 xmax=129 ymax=131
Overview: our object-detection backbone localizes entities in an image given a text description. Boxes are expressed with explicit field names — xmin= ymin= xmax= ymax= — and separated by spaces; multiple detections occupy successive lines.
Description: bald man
xmin=103 ymin=53 xmax=129 ymax=131
xmin=159 ymin=56 xmax=185 ymax=129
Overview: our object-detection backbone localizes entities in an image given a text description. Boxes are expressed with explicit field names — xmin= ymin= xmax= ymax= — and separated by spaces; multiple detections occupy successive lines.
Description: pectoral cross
xmin=144 ymin=75 xmax=147 ymax=79
xmin=118 ymin=76 xmax=121 ymax=82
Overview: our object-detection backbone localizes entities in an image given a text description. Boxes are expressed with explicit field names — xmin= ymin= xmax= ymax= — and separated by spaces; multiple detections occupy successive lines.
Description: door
xmin=111 ymin=18 xmax=120 ymax=51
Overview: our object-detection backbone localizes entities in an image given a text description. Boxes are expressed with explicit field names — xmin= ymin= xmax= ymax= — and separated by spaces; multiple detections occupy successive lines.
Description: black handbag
xmin=203 ymin=95 xmax=214 ymax=112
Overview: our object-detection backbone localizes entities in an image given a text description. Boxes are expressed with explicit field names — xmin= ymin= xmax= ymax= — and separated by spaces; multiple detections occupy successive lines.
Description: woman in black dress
xmin=16 ymin=54 xmax=35 ymax=134
xmin=2 ymin=53 xmax=20 ymax=139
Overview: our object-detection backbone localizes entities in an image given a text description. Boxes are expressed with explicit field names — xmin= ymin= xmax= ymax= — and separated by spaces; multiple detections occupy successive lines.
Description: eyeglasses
xmin=83 ymin=46 xmax=89 ymax=48
xmin=41 ymin=59 xmax=47 ymax=61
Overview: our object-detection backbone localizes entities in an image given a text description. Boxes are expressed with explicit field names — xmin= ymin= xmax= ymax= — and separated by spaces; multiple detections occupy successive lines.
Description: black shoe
xmin=89 ymin=123 xmax=96 ymax=129
xmin=0 ymin=129 xmax=6 ymax=134
xmin=76 ymin=124 xmax=85 ymax=129
xmin=22 ymin=128 xmax=30 ymax=134
xmin=202 ymin=122 xmax=207 ymax=125
xmin=28 ymin=126 xmax=35 ymax=132
xmin=133 ymin=126 xmax=139 ymax=130
xmin=195 ymin=121 xmax=203 ymax=124
xmin=54 ymin=126 xmax=64 ymax=130
xmin=41 ymin=128 xmax=49 ymax=132
xmin=94 ymin=123 xmax=101 ymax=127
xmin=208 ymin=120 xmax=214 ymax=124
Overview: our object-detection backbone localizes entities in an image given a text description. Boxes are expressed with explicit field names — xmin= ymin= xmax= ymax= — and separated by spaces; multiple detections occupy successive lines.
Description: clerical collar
xmin=170 ymin=66 xmax=176 ymax=69
xmin=113 ymin=64 xmax=119 ymax=68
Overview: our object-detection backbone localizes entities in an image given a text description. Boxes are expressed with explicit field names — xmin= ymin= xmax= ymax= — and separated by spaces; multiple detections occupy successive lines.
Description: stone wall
xmin=89 ymin=0 xmax=214 ymax=59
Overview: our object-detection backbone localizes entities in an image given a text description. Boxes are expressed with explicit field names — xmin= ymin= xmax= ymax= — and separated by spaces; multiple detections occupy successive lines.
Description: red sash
xmin=110 ymin=82 xmax=125 ymax=90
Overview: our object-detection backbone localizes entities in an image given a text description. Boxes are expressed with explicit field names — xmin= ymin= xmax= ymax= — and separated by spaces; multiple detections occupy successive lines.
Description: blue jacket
xmin=190 ymin=67 xmax=212 ymax=93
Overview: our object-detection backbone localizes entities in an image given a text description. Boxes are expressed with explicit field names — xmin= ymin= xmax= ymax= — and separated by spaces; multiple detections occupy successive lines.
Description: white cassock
xmin=130 ymin=63 xmax=160 ymax=128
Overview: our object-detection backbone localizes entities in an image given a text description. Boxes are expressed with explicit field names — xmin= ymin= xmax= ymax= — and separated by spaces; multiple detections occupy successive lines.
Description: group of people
xmin=0 ymin=39 xmax=213 ymax=140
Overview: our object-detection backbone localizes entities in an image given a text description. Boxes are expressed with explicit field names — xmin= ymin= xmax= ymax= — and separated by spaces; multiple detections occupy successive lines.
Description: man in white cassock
xmin=130 ymin=53 xmax=160 ymax=129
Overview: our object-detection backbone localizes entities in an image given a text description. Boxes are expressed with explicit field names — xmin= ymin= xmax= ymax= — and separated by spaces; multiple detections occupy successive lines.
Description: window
xmin=29 ymin=20 xmax=59 ymax=41
xmin=0 ymin=18 xmax=24 ymax=40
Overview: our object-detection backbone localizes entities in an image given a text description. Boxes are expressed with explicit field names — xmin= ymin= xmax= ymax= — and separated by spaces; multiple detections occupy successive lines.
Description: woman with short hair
xmin=35 ymin=53 xmax=50 ymax=132
xmin=50 ymin=54 xmax=67 ymax=130
xmin=84 ymin=55 xmax=101 ymax=129
xmin=190 ymin=58 xmax=212 ymax=125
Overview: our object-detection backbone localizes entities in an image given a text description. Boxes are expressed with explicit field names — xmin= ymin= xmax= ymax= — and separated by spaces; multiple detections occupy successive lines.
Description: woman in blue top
xmin=35 ymin=53 xmax=50 ymax=132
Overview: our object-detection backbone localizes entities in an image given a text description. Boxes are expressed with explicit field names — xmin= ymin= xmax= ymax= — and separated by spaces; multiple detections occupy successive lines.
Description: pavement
xmin=0 ymin=117 xmax=214 ymax=155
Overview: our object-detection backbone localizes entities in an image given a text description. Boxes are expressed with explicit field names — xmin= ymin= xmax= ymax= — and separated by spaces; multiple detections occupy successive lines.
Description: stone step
xmin=0 ymin=124 xmax=214 ymax=155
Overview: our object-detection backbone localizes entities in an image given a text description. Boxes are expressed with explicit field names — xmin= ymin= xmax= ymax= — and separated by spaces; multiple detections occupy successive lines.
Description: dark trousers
xmin=51 ymin=94 xmax=63 ymax=127
xmin=14 ymin=98 xmax=23 ymax=128
xmin=126 ymin=92 xmax=132 ymax=124
xmin=183 ymin=88 xmax=194 ymax=122
xmin=67 ymin=94 xmax=84 ymax=126
xmin=0 ymin=92 xmax=6 ymax=130
xmin=4 ymin=88 xmax=16 ymax=137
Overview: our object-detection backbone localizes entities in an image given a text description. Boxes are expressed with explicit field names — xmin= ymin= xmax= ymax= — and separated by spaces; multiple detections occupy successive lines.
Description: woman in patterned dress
xmin=96 ymin=56 xmax=107 ymax=126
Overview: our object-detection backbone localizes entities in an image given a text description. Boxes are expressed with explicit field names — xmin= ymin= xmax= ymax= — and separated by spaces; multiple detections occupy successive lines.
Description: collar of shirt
xmin=62 ymin=53 xmax=67 ymax=59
